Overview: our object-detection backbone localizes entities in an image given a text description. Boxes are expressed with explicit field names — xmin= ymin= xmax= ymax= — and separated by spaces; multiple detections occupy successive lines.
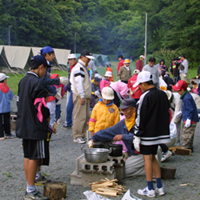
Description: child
xmin=16 ymin=55 xmax=50 ymax=200
xmin=51 ymin=74 xmax=65 ymax=124
xmin=133 ymin=71 xmax=170 ymax=197
xmin=172 ymin=80 xmax=199 ymax=151
xmin=105 ymin=62 xmax=113 ymax=82
xmin=117 ymin=59 xmax=132 ymax=84
xmin=88 ymin=87 xmax=120 ymax=136
xmin=0 ymin=73 xmax=14 ymax=140
xmin=99 ymin=71 xmax=112 ymax=91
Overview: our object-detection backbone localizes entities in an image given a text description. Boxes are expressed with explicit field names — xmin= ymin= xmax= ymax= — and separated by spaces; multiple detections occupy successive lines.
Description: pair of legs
xmin=0 ymin=112 xmax=11 ymax=138
xmin=143 ymin=154 xmax=161 ymax=182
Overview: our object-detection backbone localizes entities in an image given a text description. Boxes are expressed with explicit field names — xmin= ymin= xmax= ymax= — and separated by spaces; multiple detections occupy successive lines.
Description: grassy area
xmin=5 ymin=61 xmax=199 ymax=95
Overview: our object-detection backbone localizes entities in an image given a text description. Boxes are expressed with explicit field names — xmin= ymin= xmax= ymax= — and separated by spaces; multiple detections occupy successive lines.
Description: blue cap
xmin=105 ymin=62 xmax=111 ymax=67
xmin=30 ymin=55 xmax=48 ymax=69
xmin=118 ymin=54 xmax=123 ymax=59
xmin=40 ymin=46 xmax=54 ymax=55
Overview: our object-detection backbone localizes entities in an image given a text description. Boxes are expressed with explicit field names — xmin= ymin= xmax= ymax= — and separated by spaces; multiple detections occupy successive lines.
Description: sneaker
xmin=0 ymin=137 xmax=5 ymax=140
xmin=35 ymin=175 xmax=51 ymax=185
xmin=161 ymin=150 xmax=172 ymax=162
xmin=137 ymin=187 xmax=155 ymax=197
xmin=61 ymin=124 xmax=71 ymax=129
xmin=156 ymin=186 xmax=165 ymax=196
xmin=73 ymin=137 xmax=86 ymax=144
xmin=4 ymin=134 xmax=15 ymax=139
xmin=24 ymin=190 xmax=49 ymax=200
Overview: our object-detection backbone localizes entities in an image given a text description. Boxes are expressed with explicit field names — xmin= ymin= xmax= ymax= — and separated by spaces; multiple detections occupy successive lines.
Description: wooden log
xmin=175 ymin=148 xmax=191 ymax=156
xmin=44 ymin=181 xmax=67 ymax=200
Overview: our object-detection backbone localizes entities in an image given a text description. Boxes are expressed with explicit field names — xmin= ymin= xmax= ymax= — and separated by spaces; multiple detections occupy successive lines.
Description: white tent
xmin=4 ymin=45 xmax=31 ymax=71
xmin=0 ymin=45 xmax=71 ymax=72
xmin=54 ymin=48 xmax=70 ymax=66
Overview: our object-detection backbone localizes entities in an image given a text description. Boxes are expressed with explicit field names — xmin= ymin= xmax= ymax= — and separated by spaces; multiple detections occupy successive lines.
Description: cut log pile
xmin=89 ymin=178 xmax=126 ymax=197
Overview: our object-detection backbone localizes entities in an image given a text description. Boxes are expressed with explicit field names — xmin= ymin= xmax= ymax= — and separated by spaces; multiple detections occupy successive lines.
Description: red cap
xmin=51 ymin=74 xmax=59 ymax=79
xmin=172 ymin=80 xmax=188 ymax=91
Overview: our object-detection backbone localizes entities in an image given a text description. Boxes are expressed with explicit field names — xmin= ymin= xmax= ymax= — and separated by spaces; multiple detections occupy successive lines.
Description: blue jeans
xmin=50 ymin=114 xmax=54 ymax=126
xmin=66 ymin=92 xmax=74 ymax=127
xmin=55 ymin=104 xmax=61 ymax=121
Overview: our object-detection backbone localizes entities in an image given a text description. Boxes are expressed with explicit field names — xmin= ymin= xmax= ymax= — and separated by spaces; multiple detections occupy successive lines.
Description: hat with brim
xmin=81 ymin=49 xmax=95 ymax=60
xmin=140 ymin=55 xmax=145 ymax=59
xmin=101 ymin=87 xmax=114 ymax=100
xmin=172 ymin=80 xmax=188 ymax=91
xmin=119 ymin=98 xmax=136 ymax=110
xmin=30 ymin=55 xmax=48 ymax=69
xmin=133 ymin=71 xmax=152 ymax=87
xmin=0 ymin=73 xmax=9 ymax=81
xmin=105 ymin=71 xmax=112 ymax=77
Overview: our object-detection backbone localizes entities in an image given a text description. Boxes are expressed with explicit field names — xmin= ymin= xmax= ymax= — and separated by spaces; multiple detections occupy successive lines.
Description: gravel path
xmin=0 ymin=96 xmax=200 ymax=200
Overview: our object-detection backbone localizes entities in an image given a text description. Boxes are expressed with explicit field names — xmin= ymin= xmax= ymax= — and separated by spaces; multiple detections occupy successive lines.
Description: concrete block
xmin=75 ymin=154 xmax=85 ymax=175
xmin=80 ymin=159 xmax=115 ymax=174
xmin=70 ymin=171 xmax=82 ymax=185
xmin=82 ymin=171 xmax=116 ymax=187
xmin=107 ymin=155 xmax=124 ymax=166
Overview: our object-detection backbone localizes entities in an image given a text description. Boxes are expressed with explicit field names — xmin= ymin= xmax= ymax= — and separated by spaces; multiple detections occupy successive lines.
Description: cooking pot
xmin=81 ymin=146 xmax=110 ymax=163
xmin=93 ymin=142 xmax=105 ymax=148
xmin=108 ymin=143 xmax=123 ymax=157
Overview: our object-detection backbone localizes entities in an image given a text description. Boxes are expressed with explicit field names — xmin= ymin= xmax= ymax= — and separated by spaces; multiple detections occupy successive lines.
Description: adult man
xmin=63 ymin=54 xmax=77 ymax=129
xmin=117 ymin=54 xmax=124 ymax=73
xmin=133 ymin=71 xmax=170 ymax=197
xmin=70 ymin=49 xmax=94 ymax=143
xmin=117 ymin=59 xmax=132 ymax=83
xmin=136 ymin=55 xmax=145 ymax=71
xmin=142 ymin=57 xmax=159 ymax=87
xmin=88 ymin=99 xmax=146 ymax=177
xmin=88 ymin=59 xmax=96 ymax=80
xmin=179 ymin=54 xmax=189 ymax=81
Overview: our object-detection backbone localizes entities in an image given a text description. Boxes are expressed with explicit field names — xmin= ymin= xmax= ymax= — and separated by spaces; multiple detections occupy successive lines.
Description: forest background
xmin=0 ymin=0 xmax=200 ymax=67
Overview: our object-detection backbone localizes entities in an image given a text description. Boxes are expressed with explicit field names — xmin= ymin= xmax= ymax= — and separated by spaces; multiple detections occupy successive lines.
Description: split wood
xmin=89 ymin=178 xmax=126 ymax=197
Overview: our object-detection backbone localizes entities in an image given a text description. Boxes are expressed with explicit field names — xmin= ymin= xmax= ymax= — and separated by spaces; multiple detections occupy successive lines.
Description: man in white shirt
xmin=179 ymin=54 xmax=189 ymax=81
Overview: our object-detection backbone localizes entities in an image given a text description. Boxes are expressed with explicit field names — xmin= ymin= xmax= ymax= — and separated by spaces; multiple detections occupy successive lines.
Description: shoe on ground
xmin=0 ymin=137 xmax=5 ymax=140
xmin=137 ymin=187 xmax=155 ymax=197
xmin=73 ymin=137 xmax=86 ymax=144
xmin=35 ymin=175 xmax=51 ymax=184
xmin=4 ymin=134 xmax=15 ymax=139
xmin=24 ymin=190 xmax=49 ymax=200
xmin=156 ymin=186 xmax=165 ymax=196
xmin=61 ymin=124 xmax=71 ymax=129
xmin=161 ymin=150 xmax=172 ymax=162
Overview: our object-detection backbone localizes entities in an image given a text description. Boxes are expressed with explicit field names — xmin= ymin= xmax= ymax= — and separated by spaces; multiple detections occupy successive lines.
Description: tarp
xmin=4 ymin=45 xmax=31 ymax=71
xmin=93 ymin=54 xmax=105 ymax=67
xmin=101 ymin=55 xmax=110 ymax=64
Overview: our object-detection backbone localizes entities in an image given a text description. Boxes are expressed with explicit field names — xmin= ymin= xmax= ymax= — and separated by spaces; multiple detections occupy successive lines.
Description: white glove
xmin=184 ymin=74 xmax=187 ymax=78
xmin=133 ymin=136 xmax=141 ymax=152
xmin=196 ymin=76 xmax=199 ymax=79
xmin=59 ymin=77 xmax=68 ymax=85
xmin=175 ymin=111 xmax=182 ymax=119
xmin=185 ymin=119 xmax=191 ymax=128
xmin=55 ymin=92 xmax=61 ymax=99
xmin=88 ymin=140 xmax=93 ymax=148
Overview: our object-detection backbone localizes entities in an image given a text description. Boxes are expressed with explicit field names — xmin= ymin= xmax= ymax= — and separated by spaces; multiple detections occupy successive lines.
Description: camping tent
xmin=4 ymin=45 xmax=32 ymax=71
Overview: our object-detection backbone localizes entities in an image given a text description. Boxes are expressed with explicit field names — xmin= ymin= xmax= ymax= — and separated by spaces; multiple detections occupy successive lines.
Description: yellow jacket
xmin=89 ymin=100 xmax=120 ymax=133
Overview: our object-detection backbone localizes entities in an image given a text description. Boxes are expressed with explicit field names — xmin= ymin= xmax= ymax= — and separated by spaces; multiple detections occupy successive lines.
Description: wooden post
xmin=44 ymin=181 xmax=67 ymax=200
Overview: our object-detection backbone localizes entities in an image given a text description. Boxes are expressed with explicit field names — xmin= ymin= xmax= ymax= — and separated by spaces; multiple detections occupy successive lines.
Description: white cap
xmin=101 ymin=87 xmax=114 ymax=100
xmin=133 ymin=71 xmax=152 ymax=87
xmin=133 ymin=69 xmax=140 ymax=75
xmin=68 ymin=54 xmax=77 ymax=59
xmin=0 ymin=73 xmax=9 ymax=81
xmin=140 ymin=55 xmax=145 ymax=59
xmin=104 ymin=71 xmax=112 ymax=77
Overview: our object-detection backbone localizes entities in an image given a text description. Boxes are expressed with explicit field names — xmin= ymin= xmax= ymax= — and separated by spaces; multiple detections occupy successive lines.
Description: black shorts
xmin=140 ymin=144 xmax=158 ymax=155
xmin=23 ymin=139 xmax=49 ymax=165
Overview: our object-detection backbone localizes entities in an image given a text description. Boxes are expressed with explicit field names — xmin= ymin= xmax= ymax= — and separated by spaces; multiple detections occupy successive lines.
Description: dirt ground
xmin=0 ymin=96 xmax=200 ymax=200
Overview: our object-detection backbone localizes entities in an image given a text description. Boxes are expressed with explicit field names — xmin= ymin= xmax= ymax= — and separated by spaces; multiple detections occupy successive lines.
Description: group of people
xmin=0 ymin=47 xmax=200 ymax=199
